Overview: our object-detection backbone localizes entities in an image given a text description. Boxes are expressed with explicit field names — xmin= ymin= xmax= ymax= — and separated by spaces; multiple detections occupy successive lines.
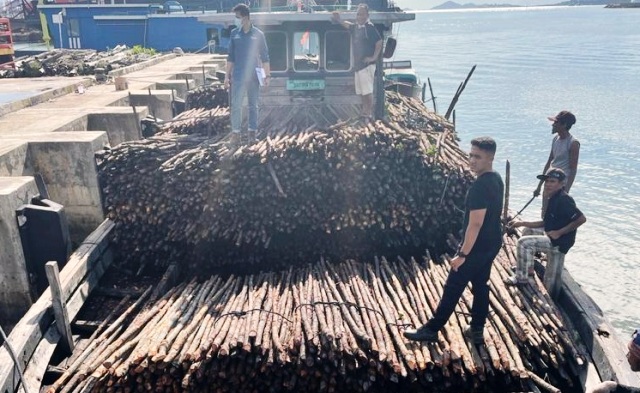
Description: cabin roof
xmin=196 ymin=11 xmax=415 ymax=27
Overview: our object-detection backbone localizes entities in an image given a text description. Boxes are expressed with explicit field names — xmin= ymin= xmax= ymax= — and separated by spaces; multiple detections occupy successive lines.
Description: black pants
xmin=425 ymin=246 xmax=501 ymax=331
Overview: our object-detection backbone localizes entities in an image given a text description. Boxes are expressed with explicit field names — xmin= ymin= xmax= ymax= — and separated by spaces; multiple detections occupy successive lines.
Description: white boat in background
xmin=383 ymin=59 xmax=423 ymax=99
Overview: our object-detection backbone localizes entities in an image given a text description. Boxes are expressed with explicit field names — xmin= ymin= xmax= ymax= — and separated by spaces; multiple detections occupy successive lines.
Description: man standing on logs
xmin=331 ymin=4 xmax=382 ymax=124
xmin=224 ymin=3 xmax=271 ymax=148
xmin=404 ymin=137 xmax=504 ymax=345
xmin=534 ymin=110 xmax=580 ymax=215
xmin=506 ymin=168 xmax=586 ymax=286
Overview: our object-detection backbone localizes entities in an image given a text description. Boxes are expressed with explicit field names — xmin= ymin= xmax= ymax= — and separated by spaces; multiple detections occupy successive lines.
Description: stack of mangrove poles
xmin=48 ymin=247 xmax=584 ymax=393
xmin=157 ymin=107 xmax=231 ymax=136
xmin=185 ymin=85 xmax=229 ymax=110
xmin=97 ymin=113 xmax=472 ymax=271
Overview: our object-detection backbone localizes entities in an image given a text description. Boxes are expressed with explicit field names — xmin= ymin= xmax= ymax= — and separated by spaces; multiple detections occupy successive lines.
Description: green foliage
xmin=131 ymin=45 xmax=157 ymax=56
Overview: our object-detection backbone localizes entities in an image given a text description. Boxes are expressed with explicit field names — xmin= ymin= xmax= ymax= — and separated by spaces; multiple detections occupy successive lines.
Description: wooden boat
xmin=383 ymin=60 xmax=423 ymax=99
xmin=0 ymin=4 xmax=639 ymax=393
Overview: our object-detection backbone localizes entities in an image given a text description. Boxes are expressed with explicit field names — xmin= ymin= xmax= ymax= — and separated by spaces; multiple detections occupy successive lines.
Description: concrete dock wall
xmin=0 ymin=142 xmax=31 ymax=176
xmin=26 ymin=132 xmax=110 ymax=243
xmin=0 ymin=177 xmax=39 ymax=327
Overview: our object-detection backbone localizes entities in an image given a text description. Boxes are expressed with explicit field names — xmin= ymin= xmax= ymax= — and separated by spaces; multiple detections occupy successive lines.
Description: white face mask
xmin=234 ymin=17 xmax=243 ymax=29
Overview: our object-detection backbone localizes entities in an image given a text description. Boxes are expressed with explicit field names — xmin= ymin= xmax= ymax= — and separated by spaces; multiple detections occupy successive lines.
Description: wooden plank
xmin=45 ymin=262 xmax=75 ymax=354
xmin=0 ymin=219 xmax=114 ymax=393
xmin=20 ymin=326 xmax=61 ymax=393
xmin=150 ymin=263 xmax=180 ymax=303
xmin=559 ymin=269 xmax=640 ymax=388
xmin=65 ymin=248 xmax=113 ymax=321
xmin=581 ymin=361 xmax=604 ymax=393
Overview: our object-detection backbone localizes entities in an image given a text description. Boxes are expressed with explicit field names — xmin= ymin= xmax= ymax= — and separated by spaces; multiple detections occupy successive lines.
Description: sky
xmin=394 ymin=0 xmax=558 ymax=10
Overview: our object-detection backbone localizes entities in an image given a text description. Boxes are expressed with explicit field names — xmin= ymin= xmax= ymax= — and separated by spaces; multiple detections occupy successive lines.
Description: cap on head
xmin=537 ymin=168 xmax=566 ymax=182
xmin=547 ymin=110 xmax=576 ymax=127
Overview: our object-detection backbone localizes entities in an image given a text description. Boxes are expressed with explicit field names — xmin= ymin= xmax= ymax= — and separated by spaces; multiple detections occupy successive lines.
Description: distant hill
xmin=432 ymin=1 xmax=520 ymax=9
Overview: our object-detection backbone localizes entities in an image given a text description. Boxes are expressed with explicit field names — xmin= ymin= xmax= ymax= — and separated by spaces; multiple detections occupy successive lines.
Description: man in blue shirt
xmin=224 ymin=3 xmax=270 ymax=147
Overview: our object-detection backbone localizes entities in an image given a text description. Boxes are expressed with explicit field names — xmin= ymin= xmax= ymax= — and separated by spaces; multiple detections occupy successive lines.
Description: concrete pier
xmin=0 ymin=177 xmax=39 ymax=328
xmin=0 ymin=53 xmax=227 ymax=328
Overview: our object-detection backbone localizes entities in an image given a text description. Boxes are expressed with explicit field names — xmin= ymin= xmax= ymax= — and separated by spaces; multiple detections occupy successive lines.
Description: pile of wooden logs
xmin=157 ymin=107 xmax=231 ymax=136
xmin=97 ymin=98 xmax=473 ymax=271
xmin=48 ymin=250 xmax=585 ymax=393
xmin=185 ymin=85 xmax=229 ymax=110
xmin=1 ymin=45 xmax=159 ymax=78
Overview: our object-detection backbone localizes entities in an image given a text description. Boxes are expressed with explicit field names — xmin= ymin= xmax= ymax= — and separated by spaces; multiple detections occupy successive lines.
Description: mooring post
xmin=428 ymin=77 xmax=437 ymax=113
xmin=544 ymin=252 xmax=565 ymax=300
xmin=148 ymin=87 xmax=156 ymax=119
xmin=45 ymin=261 xmax=75 ymax=354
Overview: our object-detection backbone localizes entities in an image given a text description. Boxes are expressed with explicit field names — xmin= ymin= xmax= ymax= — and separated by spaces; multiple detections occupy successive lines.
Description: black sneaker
xmin=403 ymin=325 xmax=438 ymax=343
xmin=463 ymin=326 xmax=484 ymax=345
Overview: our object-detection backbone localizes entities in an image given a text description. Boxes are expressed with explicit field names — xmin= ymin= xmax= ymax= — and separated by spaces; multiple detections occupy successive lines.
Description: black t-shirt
xmin=350 ymin=22 xmax=382 ymax=71
xmin=544 ymin=190 xmax=583 ymax=254
xmin=461 ymin=171 xmax=504 ymax=253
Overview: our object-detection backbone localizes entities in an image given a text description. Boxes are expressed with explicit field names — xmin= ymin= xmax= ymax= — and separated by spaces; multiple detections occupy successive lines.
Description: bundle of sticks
xmin=156 ymin=107 xmax=231 ymax=136
xmin=48 ymin=247 xmax=584 ymax=393
xmin=2 ymin=45 xmax=158 ymax=78
xmin=185 ymin=85 xmax=230 ymax=110
xmin=97 ymin=103 xmax=472 ymax=271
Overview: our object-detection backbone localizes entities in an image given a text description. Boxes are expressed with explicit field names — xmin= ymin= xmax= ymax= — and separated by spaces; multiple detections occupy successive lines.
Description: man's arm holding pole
xmin=534 ymin=151 xmax=553 ymax=197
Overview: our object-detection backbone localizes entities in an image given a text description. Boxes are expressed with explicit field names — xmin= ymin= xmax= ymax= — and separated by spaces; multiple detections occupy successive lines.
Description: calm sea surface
xmin=394 ymin=6 xmax=640 ymax=336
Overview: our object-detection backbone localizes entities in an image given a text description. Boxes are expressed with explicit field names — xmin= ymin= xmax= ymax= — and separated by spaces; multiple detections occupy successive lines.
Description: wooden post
xmin=544 ymin=251 xmax=565 ymax=300
xmin=45 ymin=261 xmax=74 ymax=354
xmin=202 ymin=64 xmax=206 ymax=87
xmin=445 ymin=64 xmax=476 ymax=120
xmin=129 ymin=102 xmax=142 ymax=139
xmin=148 ymin=87 xmax=156 ymax=120
xmin=503 ymin=160 xmax=510 ymax=222
xmin=171 ymin=89 xmax=176 ymax=118
xmin=185 ymin=75 xmax=190 ymax=92
xmin=427 ymin=77 xmax=437 ymax=113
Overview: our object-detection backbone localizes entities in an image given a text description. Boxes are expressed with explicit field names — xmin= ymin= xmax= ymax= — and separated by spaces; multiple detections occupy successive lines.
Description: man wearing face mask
xmin=331 ymin=4 xmax=382 ymax=124
xmin=224 ymin=3 xmax=270 ymax=148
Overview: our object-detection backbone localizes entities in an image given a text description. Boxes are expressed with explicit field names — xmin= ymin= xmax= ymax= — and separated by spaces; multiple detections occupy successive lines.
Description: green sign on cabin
xmin=286 ymin=79 xmax=325 ymax=91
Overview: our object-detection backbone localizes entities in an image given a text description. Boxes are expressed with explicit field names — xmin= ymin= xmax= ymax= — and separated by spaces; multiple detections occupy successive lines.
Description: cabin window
xmin=293 ymin=31 xmax=319 ymax=72
xmin=325 ymin=31 xmax=351 ymax=71
xmin=265 ymin=31 xmax=287 ymax=72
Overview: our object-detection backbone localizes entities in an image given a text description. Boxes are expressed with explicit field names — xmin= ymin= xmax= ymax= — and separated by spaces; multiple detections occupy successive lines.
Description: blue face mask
xmin=234 ymin=17 xmax=242 ymax=29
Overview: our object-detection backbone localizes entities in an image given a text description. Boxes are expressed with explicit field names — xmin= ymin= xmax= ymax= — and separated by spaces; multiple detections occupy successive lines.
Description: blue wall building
xmin=38 ymin=4 xmax=230 ymax=52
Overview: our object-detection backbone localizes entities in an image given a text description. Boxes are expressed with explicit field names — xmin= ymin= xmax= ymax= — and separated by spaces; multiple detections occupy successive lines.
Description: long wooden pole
xmin=503 ymin=159 xmax=510 ymax=221
xmin=445 ymin=64 xmax=476 ymax=120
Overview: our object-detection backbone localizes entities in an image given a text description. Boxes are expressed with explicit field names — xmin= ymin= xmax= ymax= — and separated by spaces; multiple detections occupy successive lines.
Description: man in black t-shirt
xmin=506 ymin=168 xmax=586 ymax=285
xmin=404 ymin=137 xmax=504 ymax=345
xmin=331 ymin=4 xmax=382 ymax=123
